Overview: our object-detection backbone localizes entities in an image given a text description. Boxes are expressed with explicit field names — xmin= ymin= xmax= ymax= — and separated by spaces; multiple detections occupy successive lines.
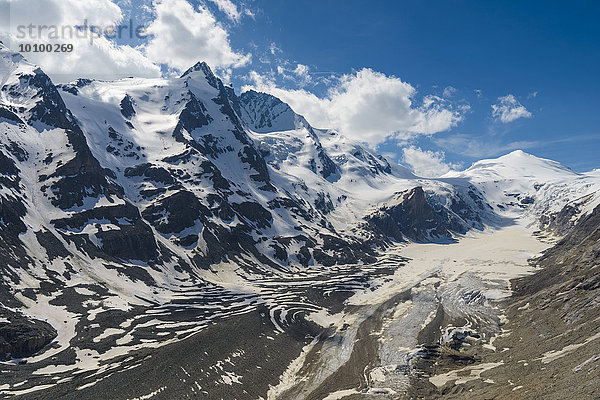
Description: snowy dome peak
xmin=505 ymin=149 xmax=527 ymax=156
xmin=498 ymin=149 xmax=536 ymax=160
xmin=496 ymin=150 xmax=574 ymax=173
xmin=454 ymin=149 xmax=578 ymax=184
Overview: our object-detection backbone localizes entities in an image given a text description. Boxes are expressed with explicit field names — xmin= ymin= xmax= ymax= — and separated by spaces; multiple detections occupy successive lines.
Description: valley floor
xmin=3 ymin=222 xmax=580 ymax=400
xmin=269 ymin=222 xmax=550 ymax=399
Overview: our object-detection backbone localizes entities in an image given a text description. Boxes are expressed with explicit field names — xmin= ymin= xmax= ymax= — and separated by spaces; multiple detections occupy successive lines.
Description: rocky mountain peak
xmin=238 ymin=89 xmax=299 ymax=133
xmin=180 ymin=61 xmax=220 ymax=89
xmin=366 ymin=186 xmax=470 ymax=242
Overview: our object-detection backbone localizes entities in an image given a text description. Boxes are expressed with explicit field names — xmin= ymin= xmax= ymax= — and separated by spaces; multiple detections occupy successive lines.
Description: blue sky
xmin=2 ymin=0 xmax=599 ymax=173
xmin=225 ymin=0 xmax=600 ymax=172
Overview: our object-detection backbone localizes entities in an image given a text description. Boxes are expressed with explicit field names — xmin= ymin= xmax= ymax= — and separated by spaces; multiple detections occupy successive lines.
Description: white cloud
xmin=294 ymin=63 xmax=309 ymax=77
xmin=293 ymin=63 xmax=311 ymax=85
xmin=1 ymin=0 xmax=161 ymax=82
xmin=434 ymin=134 xmax=539 ymax=158
xmin=207 ymin=0 xmax=241 ymax=23
xmin=244 ymin=68 xmax=466 ymax=146
xmin=269 ymin=42 xmax=281 ymax=55
xmin=491 ymin=94 xmax=532 ymax=123
xmin=143 ymin=0 xmax=250 ymax=73
xmin=402 ymin=146 xmax=461 ymax=177
xmin=443 ymin=86 xmax=456 ymax=98
xmin=1 ymin=0 xmax=251 ymax=82
xmin=274 ymin=63 xmax=311 ymax=86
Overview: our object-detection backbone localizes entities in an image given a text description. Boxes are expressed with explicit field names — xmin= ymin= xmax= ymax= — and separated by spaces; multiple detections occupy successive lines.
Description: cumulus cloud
xmin=1 ymin=0 xmax=252 ymax=82
xmin=1 ymin=0 xmax=161 ymax=82
xmin=491 ymin=94 xmax=532 ymax=123
xmin=402 ymin=146 xmax=461 ymax=177
xmin=207 ymin=0 xmax=241 ymax=23
xmin=244 ymin=68 xmax=466 ymax=146
xmin=143 ymin=0 xmax=250 ymax=73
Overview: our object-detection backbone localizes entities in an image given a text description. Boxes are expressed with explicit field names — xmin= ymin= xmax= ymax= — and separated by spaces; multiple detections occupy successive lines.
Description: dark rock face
xmin=124 ymin=163 xmax=176 ymax=185
xmin=0 ymin=105 xmax=24 ymax=124
xmin=0 ymin=309 xmax=57 ymax=360
xmin=314 ymin=192 xmax=334 ymax=214
xmin=120 ymin=94 xmax=136 ymax=119
xmin=95 ymin=221 xmax=158 ymax=262
xmin=233 ymin=201 xmax=272 ymax=229
xmin=0 ymin=194 xmax=30 ymax=280
xmin=537 ymin=193 xmax=597 ymax=237
xmin=0 ymin=148 xmax=33 ymax=281
xmin=238 ymin=90 xmax=292 ymax=132
xmin=238 ymin=145 xmax=272 ymax=186
xmin=313 ymin=234 xmax=377 ymax=266
xmin=142 ymin=190 xmax=209 ymax=234
xmin=18 ymin=68 xmax=78 ymax=131
xmin=366 ymin=187 xmax=468 ymax=242
xmin=172 ymin=92 xmax=213 ymax=144
xmin=198 ymin=160 xmax=230 ymax=190
xmin=316 ymin=147 xmax=339 ymax=180
xmin=0 ymin=150 xmax=20 ymax=187
xmin=52 ymin=202 xmax=159 ymax=261
xmin=47 ymin=137 xmax=118 ymax=210
xmin=35 ymin=230 xmax=71 ymax=260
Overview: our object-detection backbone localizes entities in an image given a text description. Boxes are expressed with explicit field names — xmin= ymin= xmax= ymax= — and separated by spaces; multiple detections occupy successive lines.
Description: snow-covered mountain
xmin=444 ymin=150 xmax=600 ymax=229
xmin=1 ymin=42 xmax=599 ymax=397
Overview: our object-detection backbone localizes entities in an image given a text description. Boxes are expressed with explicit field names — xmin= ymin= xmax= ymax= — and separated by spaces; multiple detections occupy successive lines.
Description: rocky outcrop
xmin=366 ymin=187 xmax=468 ymax=242
xmin=142 ymin=190 xmax=209 ymax=235
xmin=0 ymin=309 xmax=56 ymax=360
xmin=120 ymin=94 xmax=136 ymax=119
xmin=538 ymin=193 xmax=597 ymax=237
xmin=172 ymin=92 xmax=213 ymax=145
xmin=518 ymin=201 xmax=600 ymax=294
xmin=51 ymin=202 xmax=159 ymax=261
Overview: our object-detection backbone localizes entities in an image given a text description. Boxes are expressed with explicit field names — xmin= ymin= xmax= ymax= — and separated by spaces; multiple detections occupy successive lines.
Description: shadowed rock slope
xmin=432 ymin=203 xmax=600 ymax=399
